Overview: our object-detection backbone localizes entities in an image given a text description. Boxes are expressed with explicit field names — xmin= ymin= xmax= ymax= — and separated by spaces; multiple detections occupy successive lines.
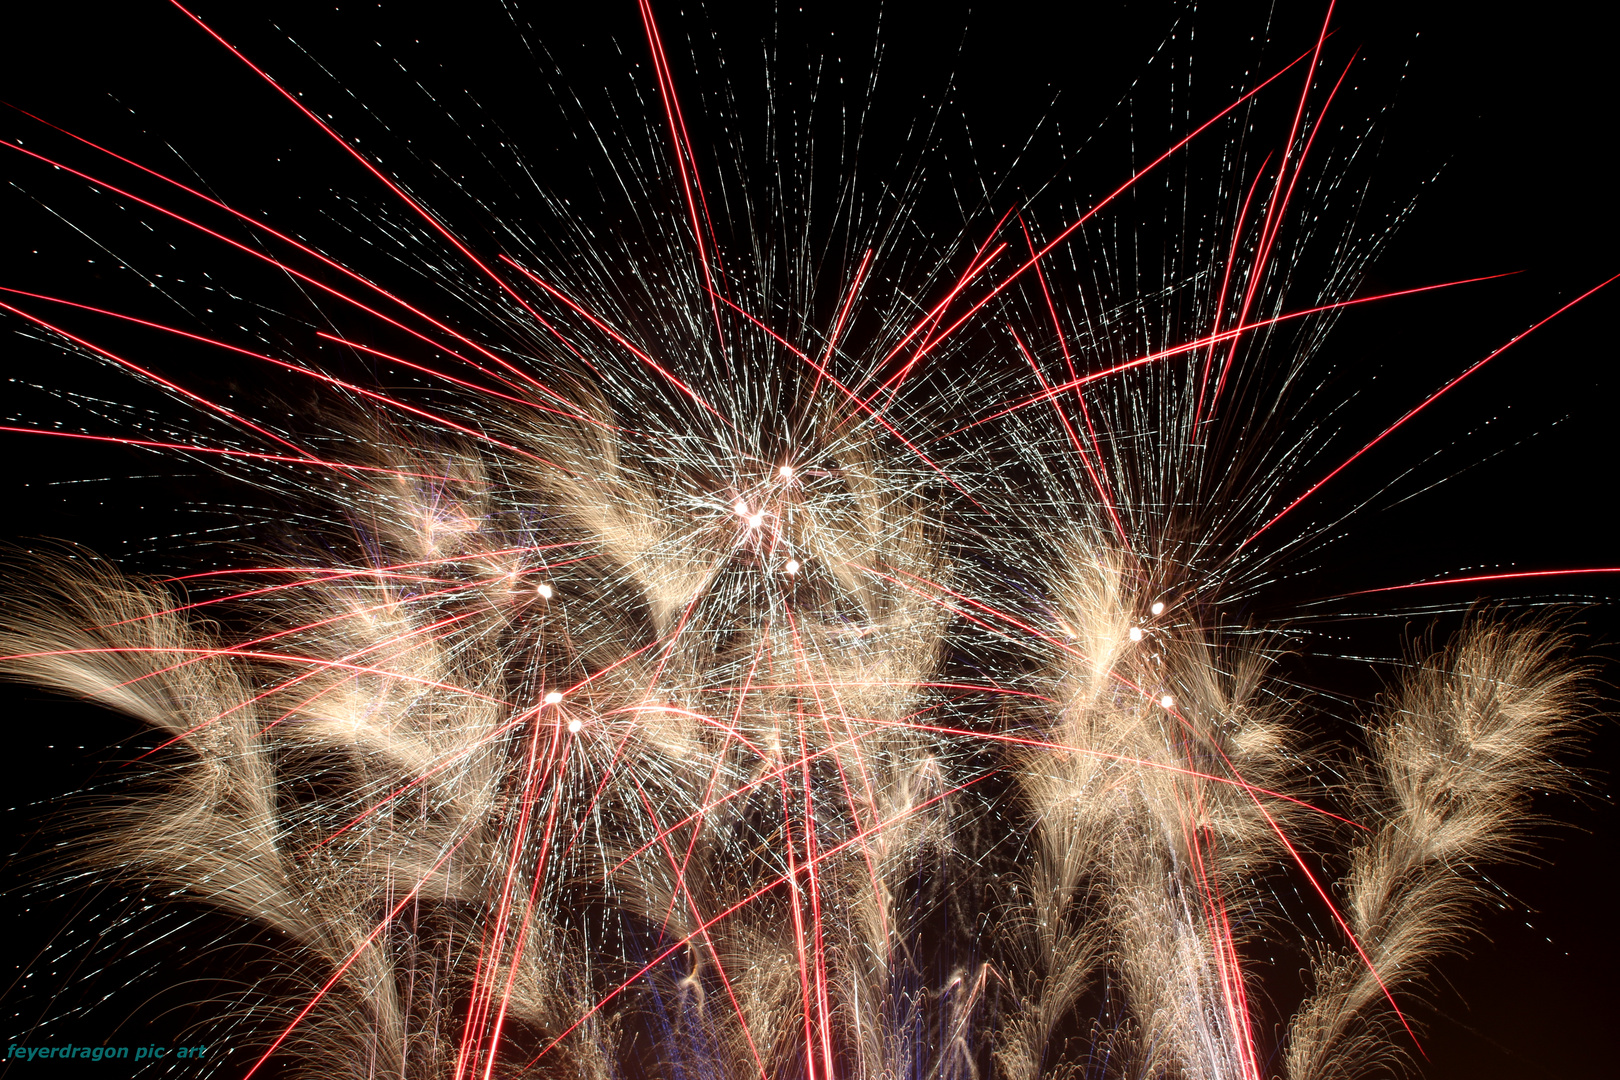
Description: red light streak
xmin=525 ymin=770 xmax=999 ymax=1069
xmin=1335 ymin=567 xmax=1620 ymax=597
xmin=1240 ymin=272 xmax=1620 ymax=552
xmin=941 ymin=273 xmax=1516 ymax=439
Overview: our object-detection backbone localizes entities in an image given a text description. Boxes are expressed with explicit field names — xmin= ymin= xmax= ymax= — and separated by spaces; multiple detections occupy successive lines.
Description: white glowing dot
xmin=748 ymin=513 xmax=764 ymax=528
xmin=1160 ymin=694 xmax=1175 ymax=709
xmin=1128 ymin=626 xmax=1144 ymax=642
xmin=734 ymin=499 xmax=749 ymax=516
xmin=544 ymin=691 xmax=563 ymax=705
xmin=537 ymin=583 xmax=553 ymax=600
xmin=566 ymin=718 xmax=583 ymax=734
xmin=1150 ymin=601 xmax=1166 ymax=616
xmin=786 ymin=559 xmax=800 ymax=575
xmin=779 ymin=465 xmax=794 ymax=479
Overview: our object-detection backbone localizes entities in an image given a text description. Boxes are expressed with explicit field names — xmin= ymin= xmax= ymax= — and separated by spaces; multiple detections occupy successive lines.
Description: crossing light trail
xmin=0 ymin=5 xmax=1604 ymax=1080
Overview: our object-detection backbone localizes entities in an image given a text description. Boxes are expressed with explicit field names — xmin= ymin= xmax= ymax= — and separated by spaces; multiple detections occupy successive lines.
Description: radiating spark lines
xmin=0 ymin=4 xmax=1604 ymax=1080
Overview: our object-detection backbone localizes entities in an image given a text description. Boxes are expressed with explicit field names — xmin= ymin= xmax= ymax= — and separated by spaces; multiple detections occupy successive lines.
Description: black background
xmin=1 ymin=2 xmax=1615 ymax=1077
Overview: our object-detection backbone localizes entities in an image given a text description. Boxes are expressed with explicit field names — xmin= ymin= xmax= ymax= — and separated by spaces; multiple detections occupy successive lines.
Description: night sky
xmin=2 ymin=2 xmax=1615 ymax=1077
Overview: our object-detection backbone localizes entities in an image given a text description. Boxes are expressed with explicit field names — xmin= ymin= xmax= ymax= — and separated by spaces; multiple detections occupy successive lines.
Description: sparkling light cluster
xmin=0 ymin=5 xmax=1600 ymax=1080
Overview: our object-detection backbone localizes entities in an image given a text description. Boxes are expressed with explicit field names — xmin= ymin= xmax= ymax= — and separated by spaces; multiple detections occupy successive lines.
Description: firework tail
xmin=1284 ymin=618 xmax=1584 ymax=1080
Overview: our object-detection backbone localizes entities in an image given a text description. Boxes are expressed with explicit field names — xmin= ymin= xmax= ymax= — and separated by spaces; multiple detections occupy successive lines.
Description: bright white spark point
xmin=1150 ymin=601 xmax=1165 ymax=616
xmin=734 ymin=499 xmax=748 ymax=516
xmin=544 ymin=691 xmax=563 ymax=705
xmin=1129 ymin=627 xmax=1144 ymax=642
xmin=1160 ymin=694 xmax=1175 ymax=709
xmin=748 ymin=513 xmax=764 ymax=528
xmin=566 ymin=718 xmax=583 ymax=734
xmin=779 ymin=465 xmax=793 ymax=478
xmin=786 ymin=559 xmax=800 ymax=575
xmin=537 ymin=583 xmax=553 ymax=599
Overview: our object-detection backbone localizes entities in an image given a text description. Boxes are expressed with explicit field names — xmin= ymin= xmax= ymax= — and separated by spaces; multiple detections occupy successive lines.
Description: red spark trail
xmin=1192 ymin=155 xmax=1271 ymax=440
xmin=466 ymin=695 xmax=571 ymax=1080
xmin=455 ymin=697 xmax=569 ymax=1080
xmin=708 ymin=290 xmax=986 ymax=506
xmin=778 ymin=739 xmax=820 ymax=1080
xmin=0 ymin=287 xmax=321 ymax=460
xmin=1187 ymin=813 xmax=1262 ymax=1080
xmin=1334 ymin=567 xmax=1620 ymax=597
xmin=0 ymin=645 xmax=498 ymax=701
xmin=782 ymin=607 xmax=894 ymax=1063
xmin=1239 ymin=273 xmax=1620 ymax=552
xmin=102 ymin=578 xmax=487 ymax=694
xmin=1205 ymin=8 xmax=1346 ymax=418
xmin=859 ymin=238 xmax=1011 ymax=405
xmin=95 ymin=570 xmax=451 ymax=630
xmin=168 ymin=0 xmax=614 ymax=381
xmin=637 ymin=0 xmax=734 ymax=365
xmin=0 ymin=138 xmax=601 ymax=421
xmin=0 ymin=290 xmax=569 ymax=469
xmin=1008 ymin=323 xmax=1130 ymax=545
xmin=240 ymin=831 xmax=477 ymax=1080
xmin=0 ymin=426 xmax=441 ymax=479
xmin=117 ymin=605 xmax=495 ymax=760
xmin=783 ymin=611 xmax=896 ymax=940
xmin=1159 ymin=697 xmax=1426 ymax=1056
xmin=854 ymin=204 xmax=1017 ymax=400
xmin=315 ymin=331 xmax=609 ymax=419
xmin=2 ymin=104 xmax=608 ymax=411
xmin=862 ymin=44 xmax=1328 ymax=378
xmin=656 ymin=632 xmax=776 ymax=934
xmin=500 ymin=256 xmax=730 ymax=423
xmin=1017 ymin=214 xmax=1123 ymax=524
xmin=1246 ymin=761 xmax=1425 ymax=1054
xmin=130 ymin=554 xmax=596 ymax=633
xmin=812 ymin=247 xmax=873 ymax=397
xmin=525 ymin=770 xmax=999 ymax=1070
xmin=159 ymin=543 xmax=586 ymax=584
xmin=940 ymin=274 xmax=1514 ymax=438
xmin=628 ymin=778 xmax=772 ymax=1080
xmin=800 ymin=706 xmax=837 ymax=1080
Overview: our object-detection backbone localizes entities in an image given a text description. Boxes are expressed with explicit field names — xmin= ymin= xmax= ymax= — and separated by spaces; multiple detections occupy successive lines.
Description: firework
xmin=1 ymin=3 xmax=1612 ymax=1078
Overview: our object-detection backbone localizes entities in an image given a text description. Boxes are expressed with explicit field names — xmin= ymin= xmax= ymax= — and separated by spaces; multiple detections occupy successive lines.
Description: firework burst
xmin=1 ymin=3 xmax=1613 ymax=1079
